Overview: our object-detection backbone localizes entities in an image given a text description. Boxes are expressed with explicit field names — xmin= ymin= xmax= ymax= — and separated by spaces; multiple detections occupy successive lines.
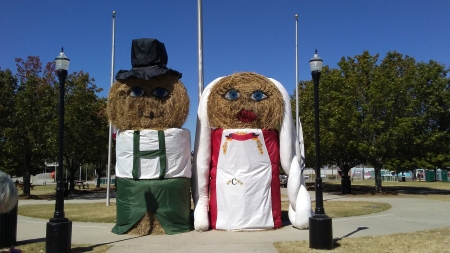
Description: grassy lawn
xmin=17 ymin=184 xmax=112 ymax=199
xmin=19 ymin=200 xmax=391 ymax=223
xmin=1 ymin=242 xmax=111 ymax=253
xmin=274 ymin=226 xmax=450 ymax=253
xmin=275 ymin=180 xmax=450 ymax=252
xmin=10 ymin=181 xmax=450 ymax=252
xmin=312 ymin=180 xmax=450 ymax=198
xmin=19 ymin=202 xmax=117 ymax=223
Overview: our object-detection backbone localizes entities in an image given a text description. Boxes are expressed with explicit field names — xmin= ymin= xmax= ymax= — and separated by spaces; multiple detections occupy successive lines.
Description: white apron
xmin=215 ymin=129 xmax=273 ymax=230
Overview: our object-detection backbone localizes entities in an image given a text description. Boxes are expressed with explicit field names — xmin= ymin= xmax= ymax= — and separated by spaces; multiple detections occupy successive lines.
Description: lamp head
xmin=309 ymin=49 xmax=323 ymax=72
xmin=55 ymin=47 xmax=70 ymax=71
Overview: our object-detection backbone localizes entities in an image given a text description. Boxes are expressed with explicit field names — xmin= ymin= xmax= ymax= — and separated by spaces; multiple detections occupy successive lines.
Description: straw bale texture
xmin=107 ymin=74 xmax=189 ymax=130
xmin=207 ymin=72 xmax=283 ymax=129
xmin=127 ymin=211 xmax=166 ymax=235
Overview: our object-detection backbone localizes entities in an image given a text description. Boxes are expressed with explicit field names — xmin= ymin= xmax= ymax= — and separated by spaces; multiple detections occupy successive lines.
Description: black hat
xmin=115 ymin=38 xmax=182 ymax=81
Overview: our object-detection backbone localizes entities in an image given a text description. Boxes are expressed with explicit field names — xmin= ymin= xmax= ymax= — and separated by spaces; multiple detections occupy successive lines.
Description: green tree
xmin=87 ymin=98 xmax=113 ymax=189
xmin=357 ymin=51 xmax=420 ymax=191
xmin=63 ymin=71 xmax=106 ymax=191
xmin=3 ymin=57 xmax=57 ymax=195
xmin=0 ymin=69 xmax=19 ymax=174
xmin=296 ymin=51 xmax=449 ymax=192
xmin=299 ymin=64 xmax=365 ymax=194
xmin=410 ymin=60 xmax=450 ymax=177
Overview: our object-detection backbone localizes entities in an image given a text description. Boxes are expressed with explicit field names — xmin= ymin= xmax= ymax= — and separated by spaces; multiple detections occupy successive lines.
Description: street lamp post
xmin=46 ymin=48 xmax=72 ymax=253
xmin=308 ymin=50 xmax=333 ymax=249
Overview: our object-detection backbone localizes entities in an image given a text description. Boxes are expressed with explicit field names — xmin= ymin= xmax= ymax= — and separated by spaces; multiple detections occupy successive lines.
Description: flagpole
xmin=198 ymin=0 xmax=204 ymax=99
xmin=192 ymin=0 xmax=204 ymax=206
xmin=295 ymin=14 xmax=299 ymax=133
xmin=106 ymin=10 xmax=116 ymax=206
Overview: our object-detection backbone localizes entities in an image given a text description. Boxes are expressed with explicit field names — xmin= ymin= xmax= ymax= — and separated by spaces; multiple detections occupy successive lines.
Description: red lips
xmin=236 ymin=109 xmax=257 ymax=122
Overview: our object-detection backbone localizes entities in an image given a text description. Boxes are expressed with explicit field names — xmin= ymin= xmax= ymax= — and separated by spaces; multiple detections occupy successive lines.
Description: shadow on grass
xmin=13 ymin=236 xmax=144 ymax=253
xmin=15 ymin=237 xmax=46 ymax=245
xmin=306 ymin=182 xmax=450 ymax=196
xmin=70 ymin=235 xmax=144 ymax=252
xmin=332 ymin=226 xmax=369 ymax=249
xmin=18 ymin=188 xmax=116 ymax=201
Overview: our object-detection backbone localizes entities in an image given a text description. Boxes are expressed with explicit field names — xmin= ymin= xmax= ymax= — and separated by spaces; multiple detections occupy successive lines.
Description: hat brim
xmin=115 ymin=66 xmax=181 ymax=81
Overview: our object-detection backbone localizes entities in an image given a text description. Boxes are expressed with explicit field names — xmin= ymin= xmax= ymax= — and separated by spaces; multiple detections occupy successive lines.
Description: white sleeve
xmin=192 ymin=77 xmax=223 ymax=231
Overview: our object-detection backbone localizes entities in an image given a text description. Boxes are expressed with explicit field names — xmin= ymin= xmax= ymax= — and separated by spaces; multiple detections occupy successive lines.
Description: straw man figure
xmin=107 ymin=38 xmax=191 ymax=235
xmin=193 ymin=72 xmax=312 ymax=231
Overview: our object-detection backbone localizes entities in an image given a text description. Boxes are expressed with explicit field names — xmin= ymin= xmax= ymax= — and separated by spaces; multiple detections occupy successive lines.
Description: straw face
xmin=107 ymin=74 xmax=189 ymax=130
xmin=207 ymin=72 xmax=283 ymax=129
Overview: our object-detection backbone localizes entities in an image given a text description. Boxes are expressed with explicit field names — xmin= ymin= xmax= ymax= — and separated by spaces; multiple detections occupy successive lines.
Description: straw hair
xmin=107 ymin=74 xmax=189 ymax=130
xmin=127 ymin=211 xmax=166 ymax=235
xmin=0 ymin=171 xmax=18 ymax=213
xmin=207 ymin=72 xmax=283 ymax=129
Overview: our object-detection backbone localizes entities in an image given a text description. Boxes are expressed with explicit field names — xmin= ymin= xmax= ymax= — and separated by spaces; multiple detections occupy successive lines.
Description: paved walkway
xmin=14 ymin=189 xmax=450 ymax=252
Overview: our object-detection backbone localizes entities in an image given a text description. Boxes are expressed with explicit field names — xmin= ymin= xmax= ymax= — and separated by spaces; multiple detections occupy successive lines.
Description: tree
xmin=62 ymin=71 xmax=106 ymax=191
xmin=299 ymin=64 xmax=365 ymax=194
xmin=87 ymin=98 xmax=113 ymax=189
xmin=0 ymin=69 xmax=18 ymax=174
xmin=3 ymin=57 xmax=57 ymax=195
xmin=409 ymin=60 xmax=450 ymax=178
xmin=356 ymin=51 xmax=420 ymax=191
xmin=295 ymin=50 xmax=449 ymax=193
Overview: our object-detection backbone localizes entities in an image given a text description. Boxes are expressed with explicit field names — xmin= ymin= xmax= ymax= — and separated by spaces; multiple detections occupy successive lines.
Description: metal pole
xmin=46 ymin=69 xmax=72 ymax=253
xmin=295 ymin=14 xmax=299 ymax=133
xmin=55 ymin=70 xmax=67 ymax=218
xmin=198 ymin=0 xmax=204 ymax=99
xmin=106 ymin=10 xmax=116 ymax=206
xmin=309 ymin=69 xmax=333 ymax=250
xmin=312 ymin=70 xmax=324 ymax=214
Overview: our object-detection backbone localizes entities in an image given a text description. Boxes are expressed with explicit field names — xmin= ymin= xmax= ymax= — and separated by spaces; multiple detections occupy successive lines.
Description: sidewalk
xmin=14 ymin=191 xmax=450 ymax=252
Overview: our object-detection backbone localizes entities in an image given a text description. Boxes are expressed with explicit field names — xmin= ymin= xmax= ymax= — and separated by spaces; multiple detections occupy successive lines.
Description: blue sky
xmin=1 ymin=1 xmax=449 ymax=140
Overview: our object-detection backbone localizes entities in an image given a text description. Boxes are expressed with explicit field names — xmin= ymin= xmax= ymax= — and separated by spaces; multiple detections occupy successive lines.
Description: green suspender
xmin=132 ymin=130 xmax=167 ymax=180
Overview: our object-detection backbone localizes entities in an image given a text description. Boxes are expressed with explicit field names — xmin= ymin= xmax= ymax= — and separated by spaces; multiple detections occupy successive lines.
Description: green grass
xmin=19 ymin=200 xmax=391 ymax=224
xmin=274 ymin=180 xmax=450 ymax=252
xmin=18 ymin=183 xmax=59 ymax=196
xmin=274 ymin=226 xmax=450 ymax=253
xmin=13 ymin=181 xmax=450 ymax=253
xmin=314 ymin=180 xmax=450 ymax=197
xmin=328 ymin=179 xmax=450 ymax=190
xmin=19 ymin=202 xmax=117 ymax=223
xmin=2 ymin=242 xmax=112 ymax=253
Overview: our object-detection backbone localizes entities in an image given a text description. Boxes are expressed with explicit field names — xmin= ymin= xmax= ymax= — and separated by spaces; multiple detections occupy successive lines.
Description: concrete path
xmin=13 ymin=190 xmax=450 ymax=252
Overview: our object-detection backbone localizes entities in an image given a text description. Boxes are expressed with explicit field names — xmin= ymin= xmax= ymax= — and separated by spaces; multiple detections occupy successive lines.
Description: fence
xmin=96 ymin=178 xmax=116 ymax=185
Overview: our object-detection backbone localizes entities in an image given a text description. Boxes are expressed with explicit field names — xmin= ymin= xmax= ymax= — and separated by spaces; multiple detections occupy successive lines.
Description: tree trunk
xmin=22 ymin=173 xmax=31 ymax=196
xmin=341 ymin=167 xmax=352 ymax=194
xmin=95 ymin=169 xmax=101 ymax=188
xmin=374 ymin=167 xmax=383 ymax=192
xmin=22 ymin=158 xmax=31 ymax=196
